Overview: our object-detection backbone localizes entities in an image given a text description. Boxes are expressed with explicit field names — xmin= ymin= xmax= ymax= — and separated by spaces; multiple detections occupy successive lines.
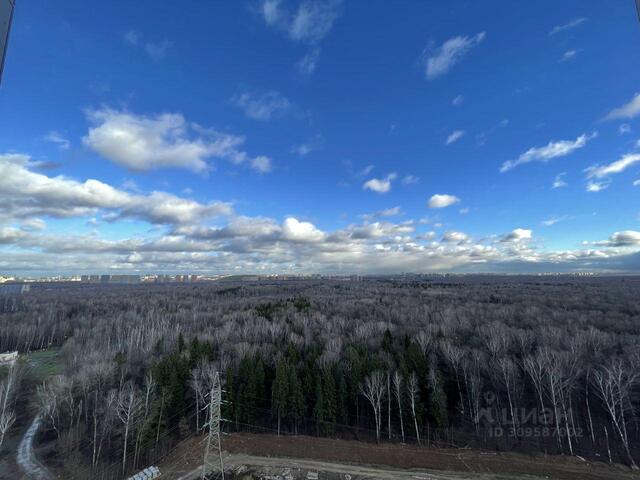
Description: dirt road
xmin=174 ymin=453 xmax=537 ymax=480
xmin=16 ymin=415 xmax=52 ymax=480
xmin=158 ymin=433 xmax=639 ymax=480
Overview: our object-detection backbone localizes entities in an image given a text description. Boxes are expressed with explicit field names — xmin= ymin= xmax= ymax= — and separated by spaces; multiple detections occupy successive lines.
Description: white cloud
xmin=0 ymin=153 xmax=232 ymax=225
xmin=423 ymin=32 xmax=485 ymax=80
xmin=633 ymin=179 xmax=640 ymax=187
xmin=261 ymin=0 xmax=341 ymax=44
xmin=619 ymin=124 xmax=631 ymax=135
xmin=44 ymin=131 xmax=70 ymax=150
xmin=251 ymin=156 xmax=272 ymax=173
xmin=446 ymin=130 xmax=465 ymax=145
xmin=542 ymin=216 xmax=568 ymax=227
xmin=297 ymin=47 xmax=321 ymax=75
xmin=260 ymin=1 xmax=340 ymax=74
xmin=83 ymin=108 xmax=271 ymax=173
xmin=476 ymin=119 xmax=509 ymax=146
xmin=452 ymin=95 xmax=464 ymax=106
xmin=599 ymin=231 xmax=640 ymax=247
xmin=282 ymin=217 xmax=326 ymax=242
xmin=459 ymin=208 xmax=470 ymax=214
xmin=144 ymin=40 xmax=173 ymax=61
xmin=560 ymin=49 xmax=580 ymax=62
xmin=402 ymin=175 xmax=419 ymax=185
xmin=123 ymin=30 xmax=172 ymax=60
xmin=363 ymin=173 xmax=397 ymax=194
xmin=604 ymin=93 xmax=640 ymax=121
xmin=231 ymin=90 xmax=292 ymax=121
xmin=586 ymin=181 xmax=609 ymax=193
xmin=358 ymin=165 xmax=375 ymax=176
xmin=586 ymin=153 xmax=640 ymax=179
xmin=361 ymin=206 xmax=401 ymax=221
xmin=549 ymin=17 xmax=587 ymax=36
xmin=442 ymin=231 xmax=468 ymax=243
xmin=428 ymin=194 xmax=460 ymax=209
xmin=291 ymin=134 xmax=322 ymax=156
xmin=123 ymin=29 xmax=140 ymax=46
xmin=502 ymin=228 xmax=532 ymax=242
xmin=20 ymin=218 xmax=47 ymax=231
xmin=501 ymin=133 xmax=595 ymax=172
xmin=552 ymin=173 xmax=568 ymax=189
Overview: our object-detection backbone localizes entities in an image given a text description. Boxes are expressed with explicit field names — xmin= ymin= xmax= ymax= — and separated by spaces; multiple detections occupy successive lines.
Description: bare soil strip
xmin=159 ymin=433 xmax=639 ymax=480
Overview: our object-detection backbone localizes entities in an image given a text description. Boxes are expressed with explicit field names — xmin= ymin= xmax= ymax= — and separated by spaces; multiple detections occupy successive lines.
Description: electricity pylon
xmin=202 ymin=371 xmax=224 ymax=480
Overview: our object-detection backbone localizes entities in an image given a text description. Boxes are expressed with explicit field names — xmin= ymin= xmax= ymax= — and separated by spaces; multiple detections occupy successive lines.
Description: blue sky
xmin=1 ymin=0 xmax=640 ymax=275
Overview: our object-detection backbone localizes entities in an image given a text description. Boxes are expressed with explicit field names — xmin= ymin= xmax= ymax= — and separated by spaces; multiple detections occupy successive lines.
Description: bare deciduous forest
xmin=1 ymin=276 xmax=640 ymax=479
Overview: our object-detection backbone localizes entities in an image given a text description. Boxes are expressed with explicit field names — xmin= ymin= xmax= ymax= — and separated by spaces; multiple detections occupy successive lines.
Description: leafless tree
xmin=592 ymin=358 xmax=638 ymax=469
xmin=407 ymin=372 xmax=421 ymax=445
xmin=361 ymin=371 xmax=385 ymax=443
xmin=117 ymin=381 xmax=142 ymax=476
xmin=392 ymin=371 xmax=405 ymax=443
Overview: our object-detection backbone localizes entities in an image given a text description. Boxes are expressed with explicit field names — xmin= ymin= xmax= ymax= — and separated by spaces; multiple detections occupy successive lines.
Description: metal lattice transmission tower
xmin=202 ymin=371 xmax=224 ymax=480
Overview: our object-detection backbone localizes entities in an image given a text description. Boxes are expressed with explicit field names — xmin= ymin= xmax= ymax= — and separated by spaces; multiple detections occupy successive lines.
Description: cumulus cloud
xmin=0 ymin=153 xmax=232 ymax=225
xmin=442 ymin=231 xmax=468 ymax=243
xmin=282 ymin=217 xmax=326 ymax=242
xmin=604 ymin=93 xmax=640 ymax=121
xmin=501 ymin=133 xmax=595 ymax=172
xmin=549 ymin=17 xmax=587 ymax=36
xmin=83 ymin=108 xmax=271 ymax=173
xmin=446 ymin=130 xmax=465 ymax=145
xmin=502 ymin=228 xmax=532 ymax=242
xmin=428 ymin=194 xmax=460 ymax=209
xmin=363 ymin=173 xmax=397 ymax=194
xmin=231 ymin=90 xmax=292 ymax=121
xmin=599 ymin=231 xmax=640 ymax=247
xmin=2 ymin=189 xmax=640 ymax=274
xmin=423 ymin=32 xmax=485 ymax=80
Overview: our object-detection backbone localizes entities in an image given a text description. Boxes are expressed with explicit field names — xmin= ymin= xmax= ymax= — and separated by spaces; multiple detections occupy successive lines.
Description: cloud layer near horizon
xmin=1 ymin=153 xmax=638 ymax=275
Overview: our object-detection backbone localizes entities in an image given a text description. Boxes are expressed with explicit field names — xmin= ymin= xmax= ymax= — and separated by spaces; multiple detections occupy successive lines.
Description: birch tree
xmin=117 ymin=382 xmax=141 ymax=476
xmin=592 ymin=359 xmax=638 ymax=469
xmin=360 ymin=371 xmax=385 ymax=443
xmin=392 ymin=371 xmax=405 ymax=443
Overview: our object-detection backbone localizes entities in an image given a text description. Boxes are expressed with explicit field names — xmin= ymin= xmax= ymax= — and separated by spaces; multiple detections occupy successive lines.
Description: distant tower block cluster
xmin=80 ymin=275 xmax=141 ymax=284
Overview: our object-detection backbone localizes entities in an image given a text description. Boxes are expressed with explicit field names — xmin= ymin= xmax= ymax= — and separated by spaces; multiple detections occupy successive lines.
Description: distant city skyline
xmin=1 ymin=1 xmax=640 ymax=275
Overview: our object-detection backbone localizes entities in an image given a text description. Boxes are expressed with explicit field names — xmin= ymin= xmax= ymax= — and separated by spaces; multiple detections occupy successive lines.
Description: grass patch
xmin=25 ymin=348 xmax=63 ymax=379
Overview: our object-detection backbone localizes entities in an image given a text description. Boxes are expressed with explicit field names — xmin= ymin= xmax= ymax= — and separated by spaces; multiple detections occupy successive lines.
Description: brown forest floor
xmin=159 ymin=432 xmax=640 ymax=480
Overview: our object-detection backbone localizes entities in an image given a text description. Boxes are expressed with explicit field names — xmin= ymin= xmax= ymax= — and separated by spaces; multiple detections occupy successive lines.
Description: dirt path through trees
xmin=16 ymin=414 xmax=52 ymax=479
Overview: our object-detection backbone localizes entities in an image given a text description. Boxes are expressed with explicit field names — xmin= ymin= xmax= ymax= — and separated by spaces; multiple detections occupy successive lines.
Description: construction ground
xmin=157 ymin=433 xmax=640 ymax=480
